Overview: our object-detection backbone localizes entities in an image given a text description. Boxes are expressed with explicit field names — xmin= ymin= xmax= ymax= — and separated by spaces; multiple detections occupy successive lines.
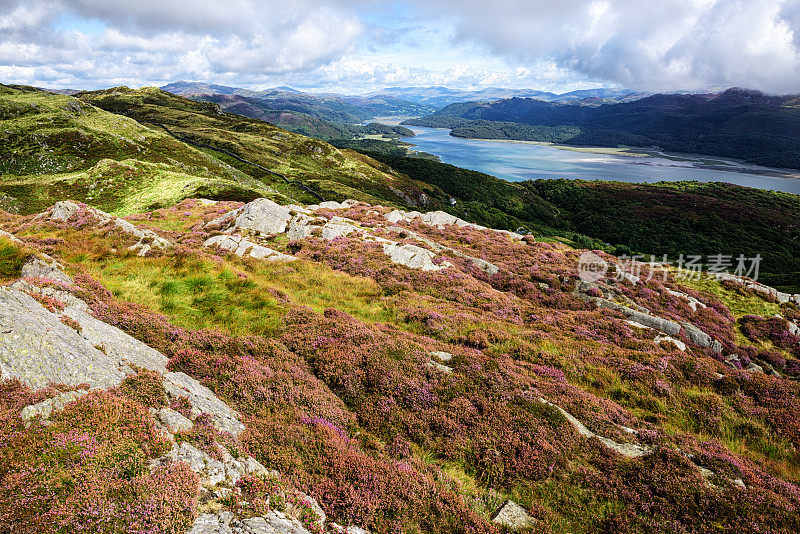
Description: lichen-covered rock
xmin=157 ymin=407 xmax=194 ymax=433
xmin=20 ymin=388 xmax=88 ymax=423
xmin=49 ymin=200 xmax=80 ymax=221
xmin=0 ymin=288 xmax=133 ymax=389
xmin=186 ymin=510 xmax=312 ymax=534
xmin=163 ymin=371 xmax=246 ymax=436
xmin=20 ymin=255 xmax=74 ymax=285
xmin=204 ymin=234 xmax=296 ymax=262
xmin=491 ymin=500 xmax=536 ymax=531
xmin=228 ymin=199 xmax=292 ymax=236
xmin=321 ymin=217 xmax=358 ymax=241
xmin=381 ymin=243 xmax=450 ymax=271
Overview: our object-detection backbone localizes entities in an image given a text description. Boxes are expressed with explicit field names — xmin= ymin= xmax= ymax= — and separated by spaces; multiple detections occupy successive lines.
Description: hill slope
xmin=405 ymin=88 xmax=800 ymax=169
xmin=0 ymin=84 xmax=444 ymax=215
xmin=1 ymin=197 xmax=800 ymax=533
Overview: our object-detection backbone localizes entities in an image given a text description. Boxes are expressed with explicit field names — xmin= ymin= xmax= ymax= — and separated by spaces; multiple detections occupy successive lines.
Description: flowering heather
xmin=2 ymin=199 xmax=800 ymax=533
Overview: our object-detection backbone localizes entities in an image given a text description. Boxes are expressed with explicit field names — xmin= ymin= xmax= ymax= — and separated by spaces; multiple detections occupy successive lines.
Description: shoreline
xmin=453 ymin=135 xmax=800 ymax=180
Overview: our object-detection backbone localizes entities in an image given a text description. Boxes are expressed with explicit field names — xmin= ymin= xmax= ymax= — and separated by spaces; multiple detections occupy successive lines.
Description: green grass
xmin=0 ymin=237 xmax=28 ymax=281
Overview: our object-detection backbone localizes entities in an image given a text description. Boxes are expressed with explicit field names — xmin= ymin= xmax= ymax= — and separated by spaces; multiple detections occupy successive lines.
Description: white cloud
xmin=0 ymin=0 xmax=799 ymax=93
xmin=418 ymin=0 xmax=800 ymax=93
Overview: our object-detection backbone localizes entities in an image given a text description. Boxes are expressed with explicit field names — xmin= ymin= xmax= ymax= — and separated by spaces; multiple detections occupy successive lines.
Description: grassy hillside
xmin=0 ymin=84 xmax=445 ymax=215
xmin=0 ymin=84 xmax=273 ymax=215
xmin=77 ymin=87 xmax=443 ymax=209
xmin=359 ymin=152 xmax=800 ymax=293
xmin=2 ymin=198 xmax=800 ymax=533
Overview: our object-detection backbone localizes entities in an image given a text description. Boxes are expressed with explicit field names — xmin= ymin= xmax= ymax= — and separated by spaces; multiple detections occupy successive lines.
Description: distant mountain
xmin=370 ymin=86 xmax=648 ymax=108
xmin=405 ymin=88 xmax=800 ymax=169
xmin=162 ymin=81 xmax=434 ymax=122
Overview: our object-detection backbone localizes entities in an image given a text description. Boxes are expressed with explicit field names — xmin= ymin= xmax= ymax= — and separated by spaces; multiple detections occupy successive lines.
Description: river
xmin=405 ymin=127 xmax=800 ymax=194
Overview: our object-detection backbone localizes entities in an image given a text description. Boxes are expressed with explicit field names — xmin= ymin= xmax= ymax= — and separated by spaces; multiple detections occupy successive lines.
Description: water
xmin=407 ymin=127 xmax=800 ymax=194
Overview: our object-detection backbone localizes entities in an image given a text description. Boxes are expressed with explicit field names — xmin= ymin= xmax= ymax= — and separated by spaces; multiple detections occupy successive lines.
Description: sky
xmin=1 ymin=0 xmax=799 ymax=94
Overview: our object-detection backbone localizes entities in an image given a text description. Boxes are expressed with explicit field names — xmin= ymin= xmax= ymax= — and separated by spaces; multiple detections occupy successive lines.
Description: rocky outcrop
xmin=163 ymin=371 xmax=246 ymax=436
xmin=209 ymin=199 xmax=292 ymax=236
xmin=45 ymin=201 xmax=171 ymax=256
xmin=0 ymin=288 xmax=134 ymax=389
xmin=204 ymin=234 xmax=296 ymax=262
xmin=491 ymin=501 xmax=536 ymax=531
xmin=20 ymin=255 xmax=74 ymax=285
xmin=716 ymin=273 xmax=799 ymax=304
xmin=538 ymin=397 xmax=649 ymax=458
xmin=156 ymin=406 xmax=193 ymax=433
xmin=381 ymin=243 xmax=450 ymax=272
xmin=20 ymin=389 xmax=88 ymax=424
xmin=588 ymin=296 xmax=722 ymax=353
xmin=4 ymin=280 xmax=245 ymax=435
xmin=187 ymin=511 xmax=312 ymax=534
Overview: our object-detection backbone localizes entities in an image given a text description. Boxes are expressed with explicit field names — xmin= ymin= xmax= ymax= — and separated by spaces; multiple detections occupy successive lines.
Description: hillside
xmin=189 ymin=93 xmax=415 ymax=140
xmin=2 ymin=196 xmax=800 ymax=533
xmin=162 ymin=82 xmax=433 ymax=124
xmin=356 ymin=152 xmax=800 ymax=294
xmin=404 ymin=89 xmax=800 ymax=169
xmin=77 ymin=87 xmax=440 ymax=209
xmin=0 ymin=84 xmax=445 ymax=216
xmin=371 ymin=86 xmax=648 ymax=108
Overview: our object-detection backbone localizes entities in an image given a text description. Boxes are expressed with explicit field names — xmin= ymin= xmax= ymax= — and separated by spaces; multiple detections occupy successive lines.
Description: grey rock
xmin=50 ymin=200 xmax=80 ymax=221
xmin=20 ymin=256 xmax=73 ymax=285
xmin=157 ymin=407 xmax=194 ymax=433
xmin=419 ymin=211 xmax=471 ymax=229
xmin=491 ymin=500 xmax=536 ymax=531
xmin=680 ymin=322 xmax=722 ymax=352
xmin=381 ymin=242 xmax=451 ymax=272
xmin=345 ymin=528 xmax=370 ymax=534
xmin=654 ymin=335 xmax=687 ymax=352
xmin=164 ymin=371 xmax=245 ymax=436
xmin=0 ymin=288 xmax=133 ymax=389
xmin=538 ymin=397 xmax=649 ymax=458
xmin=186 ymin=512 xmax=235 ymax=534
xmin=287 ymin=493 xmax=326 ymax=529
xmin=204 ymin=234 xmax=296 ymax=262
xmin=61 ymin=305 xmax=170 ymax=372
xmin=384 ymin=210 xmax=404 ymax=224
xmin=20 ymin=389 xmax=88 ymax=423
xmin=321 ymin=217 xmax=358 ymax=241
xmin=233 ymin=199 xmax=292 ymax=236
xmin=429 ymin=351 xmax=453 ymax=362
xmin=426 ymin=360 xmax=453 ymax=374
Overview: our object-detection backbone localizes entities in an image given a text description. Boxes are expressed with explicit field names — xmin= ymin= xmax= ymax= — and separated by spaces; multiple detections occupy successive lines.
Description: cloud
xmin=418 ymin=0 xmax=800 ymax=93
xmin=1 ymin=0 xmax=798 ymax=93
xmin=0 ymin=0 xmax=363 ymax=87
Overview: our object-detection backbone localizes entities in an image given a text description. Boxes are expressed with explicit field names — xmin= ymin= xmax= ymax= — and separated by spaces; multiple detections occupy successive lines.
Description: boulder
xmin=157 ymin=407 xmax=194 ymax=433
xmin=321 ymin=218 xmax=358 ymax=241
xmin=384 ymin=210 xmax=404 ymax=224
xmin=654 ymin=335 xmax=687 ymax=352
xmin=491 ymin=500 xmax=536 ymax=531
xmin=186 ymin=511 xmax=313 ymax=534
xmin=382 ymin=243 xmax=450 ymax=272
xmin=20 ymin=389 xmax=88 ymax=423
xmin=163 ymin=371 xmax=246 ymax=436
xmin=211 ymin=199 xmax=292 ymax=236
xmin=680 ymin=322 xmax=722 ymax=353
xmin=50 ymin=200 xmax=80 ymax=221
xmin=20 ymin=256 xmax=74 ymax=285
xmin=0 ymin=288 xmax=133 ymax=389
xmin=204 ymin=234 xmax=296 ymax=262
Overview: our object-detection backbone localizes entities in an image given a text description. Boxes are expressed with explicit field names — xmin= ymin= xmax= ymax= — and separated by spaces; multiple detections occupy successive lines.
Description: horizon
xmin=2 ymin=1 xmax=799 ymax=94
